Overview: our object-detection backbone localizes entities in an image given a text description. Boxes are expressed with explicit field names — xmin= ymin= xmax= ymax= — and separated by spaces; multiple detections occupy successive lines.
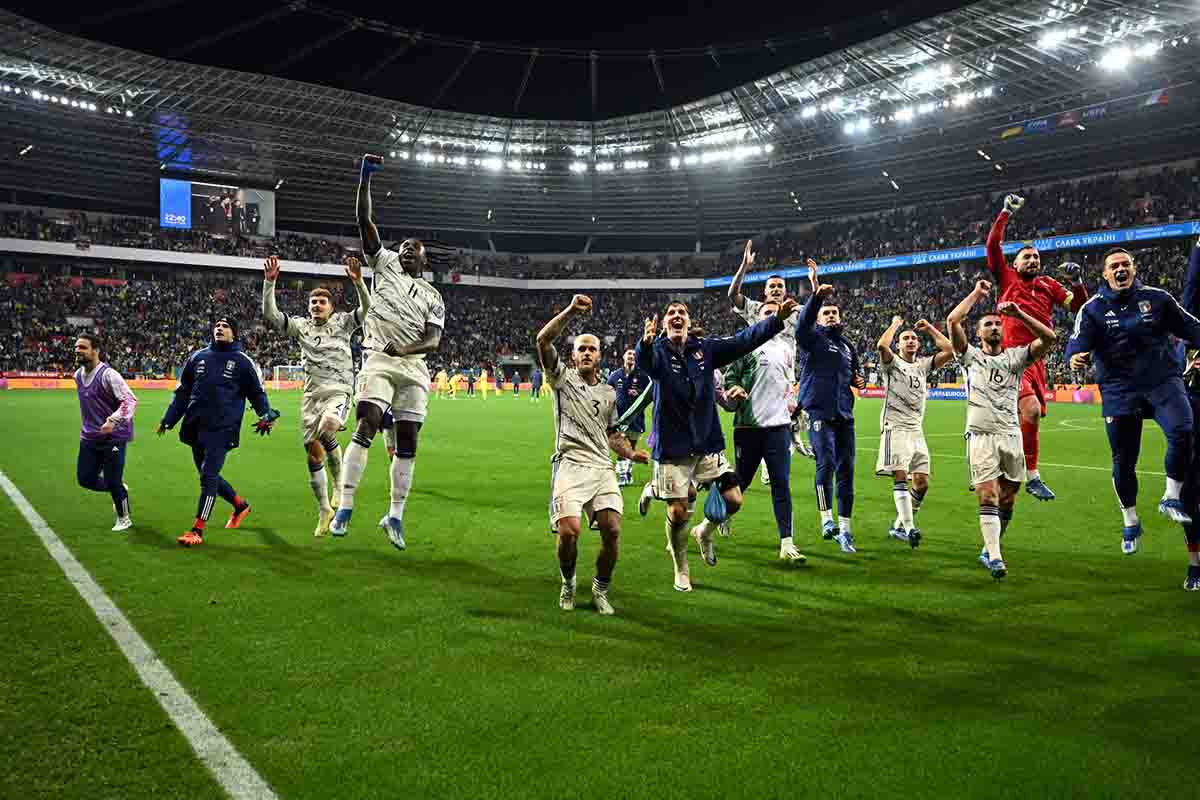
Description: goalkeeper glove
xmin=255 ymin=409 xmax=281 ymax=436
xmin=360 ymin=154 xmax=384 ymax=179
xmin=1061 ymin=261 xmax=1082 ymax=279
xmin=1003 ymin=194 xmax=1025 ymax=214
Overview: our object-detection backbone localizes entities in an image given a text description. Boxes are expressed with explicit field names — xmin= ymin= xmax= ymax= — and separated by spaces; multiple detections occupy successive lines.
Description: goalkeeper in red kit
xmin=985 ymin=193 xmax=1090 ymax=501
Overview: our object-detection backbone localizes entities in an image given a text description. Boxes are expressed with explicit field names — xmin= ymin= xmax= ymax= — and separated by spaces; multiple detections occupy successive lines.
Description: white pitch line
xmin=0 ymin=472 xmax=279 ymax=800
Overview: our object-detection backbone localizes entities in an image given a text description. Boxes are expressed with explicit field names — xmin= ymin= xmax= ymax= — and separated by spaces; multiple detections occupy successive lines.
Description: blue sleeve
xmin=1162 ymin=291 xmax=1200 ymax=350
xmin=607 ymin=371 xmax=620 ymax=389
xmin=709 ymin=315 xmax=786 ymax=368
xmin=635 ymin=339 xmax=660 ymax=377
xmin=1065 ymin=303 xmax=1099 ymax=359
xmin=240 ymin=356 xmax=272 ymax=418
xmin=161 ymin=354 xmax=195 ymax=428
xmin=1182 ymin=239 xmax=1200 ymax=318
xmin=794 ymin=298 xmax=821 ymax=349
xmin=850 ymin=344 xmax=861 ymax=380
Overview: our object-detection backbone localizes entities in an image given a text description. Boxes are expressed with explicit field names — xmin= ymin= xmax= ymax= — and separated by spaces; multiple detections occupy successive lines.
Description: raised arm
xmin=1058 ymin=262 xmax=1091 ymax=313
xmin=876 ymin=315 xmax=904 ymax=366
xmin=261 ymin=255 xmax=291 ymax=334
xmin=985 ymin=195 xmax=1022 ymax=289
xmin=795 ymin=264 xmax=831 ymax=347
xmin=947 ymin=280 xmax=992 ymax=355
xmin=998 ymin=301 xmax=1058 ymax=362
xmin=728 ymin=239 xmax=755 ymax=310
xmin=915 ymin=319 xmax=956 ymax=369
xmin=357 ymin=154 xmax=383 ymax=257
xmin=709 ymin=298 xmax=795 ymax=368
xmin=535 ymin=294 xmax=591 ymax=373
xmin=344 ymin=255 xmax=370 ymax=324
xmin=635 ymin=316 xmax=660 ymax=376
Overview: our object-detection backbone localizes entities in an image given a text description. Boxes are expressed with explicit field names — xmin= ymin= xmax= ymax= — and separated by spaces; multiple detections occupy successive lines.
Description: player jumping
xmin=637 ymin=297 xmax=795 ymax=591
xmin=331 ymin=154 xmax=446 ymax=549
xmin=158 ymin=318 xmax=280 ymax=546
xmin=1067 ymin=246 xmax=1200 ymax=557
xmin=948 ymin=280 xmax=1057 ymax=580
xmin=73 ymin=333 xmax=137 ymax=531
xmin=608 ymin=349 xmax=650 ymax=487
xmin=263 ymin=254 xmax=370 ymax=537
xmin=875 ymin=316 xmax=955 ymax=546
xmin=985 ymin=193 xmax=1090 ymax=501
xmin=536 ymin=295 xmax=648 ymax=614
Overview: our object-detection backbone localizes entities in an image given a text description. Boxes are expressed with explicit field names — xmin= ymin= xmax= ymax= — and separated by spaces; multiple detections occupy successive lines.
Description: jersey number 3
xmin=592 ymin=400 xmax=602 ymax=418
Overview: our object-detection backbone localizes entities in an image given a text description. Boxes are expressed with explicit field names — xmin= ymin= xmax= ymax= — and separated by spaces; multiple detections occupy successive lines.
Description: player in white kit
xmin=331 ymin=154 xmax=446 ymax=550
xmin=263 ymin=254 xmax=370 ymax=536
xmin=947 ymin=280 xmax=1057 ymax=580
xmin=728 ymin=238 xmax=814 ymax=461
xmin=875 ymin=315 xmax=955 ymax=547
xmin=536 ymin=294 xmax=648 ymax=614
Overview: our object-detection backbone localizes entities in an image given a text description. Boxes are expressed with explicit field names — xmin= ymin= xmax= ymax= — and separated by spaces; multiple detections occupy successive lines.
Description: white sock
xmin=389 ymin=457 xmax=415 ymax=520
xmin=980 ymin=506 xmax=1002 ymax=560
xmin=1121 ymin=506 xmax=1139 ymax=527
xmin=820 ymin=508 xmax=834 ymax=525
xmin=1028 ymin=469 xmax=1041 ymax=481
xmin=893 ymin=485 xmax=914 ymax=530
xmin=1166 ymin=478 xmax=1184 ymax=501
xmin=780 ymin=535 xmax=794 ymax=551
xmin=309 ymin=465 xmax=331 ymax=512
xmin=339 ymin=440 xmax=369 ymax=510
xmin=695 ymin=518 xmax=716 ymax=538
xmin=839 ymin=516 xmax=852 ymax=534
xmin=325 ymin=444 xmax=342 ymax=489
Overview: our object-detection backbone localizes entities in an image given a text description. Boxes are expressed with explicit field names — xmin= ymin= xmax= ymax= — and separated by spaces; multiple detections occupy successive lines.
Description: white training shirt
xmin=546 ymin=356 xmax=619 ymax=469
xmin=363 ymin=247 xmax=446 ymax=357
xmin=880 ymin=354 xmax=935 ymax=432
xmin=959 ymin=344 xmax=1034 ymax=436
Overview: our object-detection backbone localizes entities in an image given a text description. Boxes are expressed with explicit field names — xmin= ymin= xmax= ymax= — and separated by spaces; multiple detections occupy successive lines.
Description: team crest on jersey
xmin=223 ymin=360 xmax=237 ymax=378
xmin=1139 ymin=300 xmax=1152 ymax=314
xmin=693 ymin=351 xmax=704 ymax=361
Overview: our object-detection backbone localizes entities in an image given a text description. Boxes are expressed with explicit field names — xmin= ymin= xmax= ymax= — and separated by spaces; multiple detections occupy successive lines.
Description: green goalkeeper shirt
xmin=723 ymin=336 xmax=793 ymax=429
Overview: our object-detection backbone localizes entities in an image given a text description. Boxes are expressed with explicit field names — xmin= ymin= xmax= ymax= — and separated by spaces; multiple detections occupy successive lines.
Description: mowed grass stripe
xmin=0 ymin=389 xmax=1197 ymax=799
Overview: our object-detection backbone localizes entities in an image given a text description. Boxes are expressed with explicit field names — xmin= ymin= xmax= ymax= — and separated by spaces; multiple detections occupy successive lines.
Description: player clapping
xmin=948 ymin=280 xmax=1057 ymax=580
xmin=263 ymin=254 xmax=370 ymax=537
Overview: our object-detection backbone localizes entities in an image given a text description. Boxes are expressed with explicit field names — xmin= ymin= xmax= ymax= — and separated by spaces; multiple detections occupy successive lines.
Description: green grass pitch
xmin=2 ymin=389 xmax=1198 ymax=799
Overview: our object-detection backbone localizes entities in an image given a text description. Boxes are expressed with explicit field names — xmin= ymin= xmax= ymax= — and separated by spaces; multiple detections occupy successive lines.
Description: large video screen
xmin=159 ymin=178 xmax=276 ymax=237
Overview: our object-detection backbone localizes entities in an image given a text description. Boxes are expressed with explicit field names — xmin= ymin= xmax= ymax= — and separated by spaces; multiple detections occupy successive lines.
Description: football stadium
xmin=2 ymin=0 xmax=1200 ymax=796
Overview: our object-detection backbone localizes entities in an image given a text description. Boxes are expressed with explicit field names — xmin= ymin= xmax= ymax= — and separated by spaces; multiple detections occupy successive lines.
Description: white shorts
xmin=875 ymin=429 xmax=931 ymax=476
xmin=549 ymin=460 xmax=623 ymax=527
xmin=301 ymin=388 xmax=351 ymax=443
xmin=966 ymin=432 xmax=1027 ymax=485
xmin=357 ymin=352 xmax=430 ymax=423
xmin=654 ymin=452 xmax=734 ymax=501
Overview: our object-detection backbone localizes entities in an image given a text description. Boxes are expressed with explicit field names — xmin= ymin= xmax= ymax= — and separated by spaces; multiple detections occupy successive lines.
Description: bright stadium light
xmin=482 ymin=157 xmax=502 ymax=170
xmin=1135 ymin=41 xmax=1159 ymax=59
xmin=569 ymin=161 xmax=588 ymax=173
xmin=1100 ymin=45 xmax=1132 ymax=70
xmin=977 ymin=149 xmax=992 ymax=161
xmin=764 ymin=143 xmax=774 ymax=153
xmin=843 ymin=121 xmax=856 ymax=135
xmin=20 ymin=145 xmax=33 ymax=156
xmin=125 ymin=110 xmax=133 ymax=117
xmin=890 ymin=179 xmax=900 ymax=191
xmin=895 ymin=107 xmax=914 ymax=122
xmin=669 ymin=156 xmax=681 ymax=169
xmin=275 ymin=179 xmax=284 ymax=189
xmin=596 ymin=162 xmax=614 ymax=172
xmin=683 ymin=154 xmax=699 ymax=166
xmin=917 ymin=102 xmax=936 ymax=115
xmin=801 ymin=106 xmax=818 ymax=119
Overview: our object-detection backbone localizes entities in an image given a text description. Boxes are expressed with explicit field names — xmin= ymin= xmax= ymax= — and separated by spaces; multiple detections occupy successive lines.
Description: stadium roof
xmin=1 ymin=0 xmax=1199 ymax=247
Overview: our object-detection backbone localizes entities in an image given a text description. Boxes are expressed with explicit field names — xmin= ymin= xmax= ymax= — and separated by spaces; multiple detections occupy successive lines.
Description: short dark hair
xmin=76 ymin=332 xmax=100 ymax=352
xmin=1102 ymin=247 xmax=1134 ymax=265
xmin=766 ymin=274 xmax=785 ymax=284
xmin=664 ymin=300 xmax=689 ymax=315
xmin=309 ymin=287 xmax=333 ymax=302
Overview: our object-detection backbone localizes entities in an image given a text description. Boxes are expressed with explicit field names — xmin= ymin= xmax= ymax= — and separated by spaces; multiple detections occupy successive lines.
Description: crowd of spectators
xmin=4 ymin=162 xmax=1196 ymax=283
xmin=1 ymin=237 xmax=1194 ymax=389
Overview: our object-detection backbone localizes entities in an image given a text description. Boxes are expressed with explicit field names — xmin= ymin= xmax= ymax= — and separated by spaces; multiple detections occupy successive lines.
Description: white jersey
xmin=285 ymin=311 xmax=358 ymax=395
xmin=880 ymin=354 xmax=934 ymax=432
xmin=363 ymin=247 xmax=446 ymax=357
xmin=546 ymin=356 xmax=618 ymax=469
xmin=737 ymin=299 xmax=798 ymax=360
xmin=959 ymin=345 xmax=1034 ymax=436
